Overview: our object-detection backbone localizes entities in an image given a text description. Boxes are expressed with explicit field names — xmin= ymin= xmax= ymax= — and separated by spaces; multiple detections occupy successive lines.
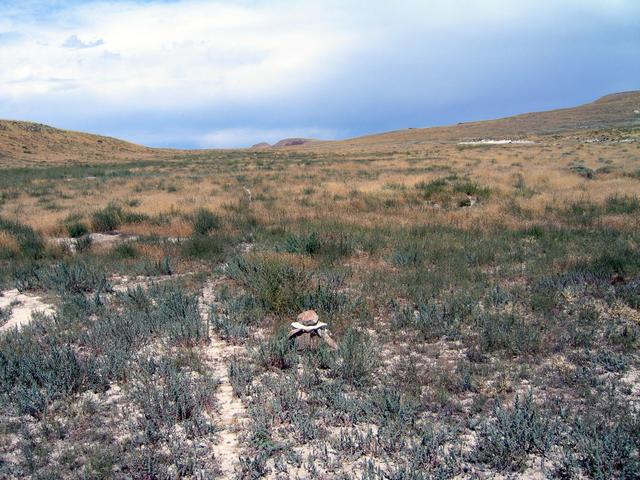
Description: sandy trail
xmin=199 ymin=278 xmax=247 ymax=479
xmin=0 ymin=289 xmax=54 ymax=333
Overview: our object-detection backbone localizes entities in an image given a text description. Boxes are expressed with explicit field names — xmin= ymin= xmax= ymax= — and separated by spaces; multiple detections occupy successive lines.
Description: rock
xmin=297 ymin=309 xmax=319 ymax=326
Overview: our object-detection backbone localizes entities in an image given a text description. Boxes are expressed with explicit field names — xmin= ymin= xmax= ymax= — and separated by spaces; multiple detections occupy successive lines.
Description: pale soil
xmin=458 ymin=139 xmax=536 ymax=145
xmin=49 ymin=232 xmax=140 ymax=252
xmin=0 ymin=288 xmax=54 ymax=333
xmin=199 ymin=278 xmax=247 ymax=479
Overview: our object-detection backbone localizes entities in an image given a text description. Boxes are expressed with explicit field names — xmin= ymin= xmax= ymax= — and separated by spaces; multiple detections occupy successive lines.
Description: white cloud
xmin=0 ymin=0 xmax=637 ymax=147
xmin=0 ymin=1 xmax=358 ymax=109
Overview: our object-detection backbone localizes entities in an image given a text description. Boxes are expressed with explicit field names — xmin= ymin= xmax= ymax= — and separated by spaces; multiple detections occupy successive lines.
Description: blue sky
xmin=0 ymin=0 xmax=638 ymax=148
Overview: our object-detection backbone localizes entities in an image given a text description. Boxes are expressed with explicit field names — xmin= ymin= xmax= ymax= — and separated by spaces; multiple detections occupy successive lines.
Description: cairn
xmin=289 ymin=309 xmax=337 ymax=351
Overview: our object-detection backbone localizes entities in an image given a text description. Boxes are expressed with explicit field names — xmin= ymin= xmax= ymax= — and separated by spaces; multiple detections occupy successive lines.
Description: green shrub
xmin=415 ymin=177 xmax=450 ymax=198
xmin=45 ymin=260 xmax=111 ymax=294
xmin=479 ymin=312 xmax=542 ymax=356
xmin=91 ymin=203 xmax=147 ymax=232
xmin=605 ymin=194 xmax=640 ymax=215
xmin=570 ymin=164 xmax=595 ymax=179
xmin=228 ymin=357 xmax=254 ymax=397
xmin=192 ymin=208 xmax=220 ymax=235
xmin=256 ymin=328 xmax=298 ymax=370
xmin=567 ymin=412 xmax=640 ymax=479
xmin=282 ymin=232 xmax=321 ymax=255
xmin=181 ymin=234 xmax=226 ymax=259
xmin=0 ymin=328 xmax=92 ymax=419
xmin=338 ymin=328 xmax=375 ymax=385
xmin=210 ymin=305 xmax=248 ymax=342
xmin=66 ymin=221 xmax=88 ymax=238
xmin=0 ymin=217 xmax=44 ymax=259
xmin=131 ymin=358 xmax=217 ymax=443
xmin=474 ymin=392 xmax=556 ymax=471
xmin=226 ymin=255 xmax=309 ymax=315
xmin=91 ymin=204 xmax=123 ymax=232
xmin=155 ymin=288 xmax=208 ymax=346
xmin=281 ymin=231 xmax=356 ymax=263
xmin=111 ymin=242 xmax=138 ymax=259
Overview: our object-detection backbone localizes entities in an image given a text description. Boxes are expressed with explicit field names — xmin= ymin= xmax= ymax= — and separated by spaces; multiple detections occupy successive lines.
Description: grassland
xmin=0 ymin=95 xmax=640 ymax=478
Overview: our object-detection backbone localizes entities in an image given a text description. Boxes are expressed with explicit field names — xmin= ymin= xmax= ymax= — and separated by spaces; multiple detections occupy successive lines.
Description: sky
xmin=0 ymin=1 xmax=638 ymax=148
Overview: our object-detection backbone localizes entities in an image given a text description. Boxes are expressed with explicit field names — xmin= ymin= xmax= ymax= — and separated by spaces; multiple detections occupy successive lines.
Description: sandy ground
xmin=49 ymin=232 xmax=139 ymax=252
xmin=199 ymin=278 xmax=247 ymax=478
xmin=0 ymin=289 xmax=54 ymax=333
xmin=458 ymin=139 xmax=536 ymax=145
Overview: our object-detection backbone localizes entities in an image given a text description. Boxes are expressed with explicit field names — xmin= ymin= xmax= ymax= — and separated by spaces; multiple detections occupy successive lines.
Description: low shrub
xmin=226 ymin=255 xmax=309 ymax=315
xmin=155 ymin=287 xmax=208 ymax=346
xmin=91 ymin=203 xmax=147 ymax=232
xmin=605 ymin=194 xmax=640 ymax=215
xmin=66 ymin=221 xmax=88 ymax=238
xmin=256 ymin=328 xmax=298 ymax=370
xmin=228 ymin=357 xmax=254 ymax=397
xmin=0 ymin=217 xmax=44 ymax=259
xmin=565 ymin=411 xmax=640 ymax=479
xmin=478 ymin=312 xmax=542 ymax=356
xmin=181 ymin=234 xmax=226 ymax=259
xmin=131 ymin=358 xmax=217 ymax=443
xmin=473 ymin=391 xmax=556 ymax=471
xmin=338 ymin=328 xmax=375 ymax=385
xmin=111 ymin=242 xmax=138 ymax=259
xmin=192 ymin=208 xmax=220 ymax=235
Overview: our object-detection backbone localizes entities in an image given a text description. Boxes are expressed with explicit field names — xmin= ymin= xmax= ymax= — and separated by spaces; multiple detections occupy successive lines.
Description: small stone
xmin=297 ymin=309 xmax=319 ymax=326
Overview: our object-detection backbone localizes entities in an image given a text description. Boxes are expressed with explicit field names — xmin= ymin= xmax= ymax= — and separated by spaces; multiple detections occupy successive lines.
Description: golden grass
xmin=0 ymin=231 xmax=20 ymax=255
xmin=0 ymin=136 xmax=637 ymax=238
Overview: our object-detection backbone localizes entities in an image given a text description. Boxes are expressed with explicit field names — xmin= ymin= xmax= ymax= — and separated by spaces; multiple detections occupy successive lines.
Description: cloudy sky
xmin=0 ymin=1 xmax=638 ymax=147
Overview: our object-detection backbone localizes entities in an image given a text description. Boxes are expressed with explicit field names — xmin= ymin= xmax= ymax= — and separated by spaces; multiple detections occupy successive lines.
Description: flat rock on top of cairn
xmin=297 ymin=309 xmax=319 ymax=326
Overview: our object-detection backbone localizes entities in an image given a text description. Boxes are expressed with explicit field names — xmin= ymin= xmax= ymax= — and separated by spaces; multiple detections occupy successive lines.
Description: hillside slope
xmin=304 ymin=90 xmax=640 ymax=150
xmin=0 ymin=120 xmax=154 ymax=164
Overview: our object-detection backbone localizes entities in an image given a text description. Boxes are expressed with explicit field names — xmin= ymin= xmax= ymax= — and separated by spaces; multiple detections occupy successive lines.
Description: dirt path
xmin=199 ymin=278 xmax=247 ymax=479
xmin=0 ymin=289 xmax=55 ymax=333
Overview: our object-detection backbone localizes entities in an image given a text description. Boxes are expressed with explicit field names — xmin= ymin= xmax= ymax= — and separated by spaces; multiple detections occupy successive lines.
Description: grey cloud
xmin=62 ymin=34 xmax=104 ymax=49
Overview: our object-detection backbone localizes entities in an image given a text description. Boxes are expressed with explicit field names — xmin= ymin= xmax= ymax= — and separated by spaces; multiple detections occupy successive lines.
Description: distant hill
xmin=1 ymin=91 xmax=638 ymax=162
xmin=313 ymin=91 xmax=640 ymax=150
xmin=250 ymin=142 xmax=271 ymax=149
xmin=272 ymin=138 xmax=316 ymax=147
xmin=0 ymin=120 xmax=154 ymax=163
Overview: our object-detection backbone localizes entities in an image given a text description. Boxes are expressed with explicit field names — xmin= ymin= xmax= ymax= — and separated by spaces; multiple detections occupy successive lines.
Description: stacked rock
xmin=289 ymin=309 xmax=337 ymax=351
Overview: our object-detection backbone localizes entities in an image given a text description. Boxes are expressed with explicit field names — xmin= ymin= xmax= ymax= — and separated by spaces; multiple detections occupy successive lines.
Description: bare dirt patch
xmin=0 ymin=289 xmax=54 ymax=333
xmin=199 ymin=278 xmax=247 ymax=478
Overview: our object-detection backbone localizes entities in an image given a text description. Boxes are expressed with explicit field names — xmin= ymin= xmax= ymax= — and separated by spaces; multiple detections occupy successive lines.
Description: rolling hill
xmin=301 ymin=90 xmax=640 ymax=150
xmin=1 ymin=91 xmax=638 ymax=163
xmin=0 ymin=120 xmax=154 ymax=164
